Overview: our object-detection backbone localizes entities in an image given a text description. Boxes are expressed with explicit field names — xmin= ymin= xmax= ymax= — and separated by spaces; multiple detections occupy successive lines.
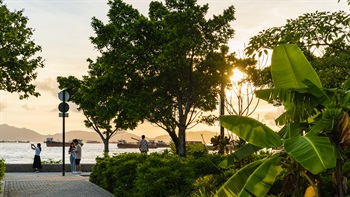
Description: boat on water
xmin=44 ymin=138 xmax=84 ymax=147
xmin=0 ymin=140 xmax=30 ymax=143
xmin=117 ymin=139 xmax=169 ymax=149
xmin=116 ymin=140 xmax=138 ymax=148
xmin=86 ymin=140 xmax=101 ymax=143
xmin=153 ymin=140 xmax=169 ymax=148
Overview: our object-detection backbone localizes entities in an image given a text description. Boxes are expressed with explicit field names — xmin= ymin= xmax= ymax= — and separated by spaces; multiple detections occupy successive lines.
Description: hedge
xmin=0 ymin=159 xmax=5 ymax=193
xmin=90 ymin=146 xmax=226 ymax=197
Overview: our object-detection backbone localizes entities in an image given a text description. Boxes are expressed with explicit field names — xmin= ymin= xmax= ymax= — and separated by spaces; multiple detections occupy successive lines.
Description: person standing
xmin=31 ymin=143 xmax=42 ymax=172
xmin=68 ymin=141 xmax=76 ymax=173
xmin=139 ymin=135 xmax=149 ymax=154
xmin=72 ymin=139 xmax=82 ymax=174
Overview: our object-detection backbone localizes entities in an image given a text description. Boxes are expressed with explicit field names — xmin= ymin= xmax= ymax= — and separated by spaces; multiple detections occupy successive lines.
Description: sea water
xmin=0 ymin=142 xmax=168 ymax=164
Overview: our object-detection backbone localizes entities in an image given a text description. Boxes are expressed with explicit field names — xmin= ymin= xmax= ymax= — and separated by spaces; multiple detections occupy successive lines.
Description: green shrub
xmin=169 ymin=143 xmax=209 ymax=158
xmin=90 ymin=152 xmax=226 ymax=196
xmin=42 ymin=158 xmax=62 ymax=164
xmin=90 ymin=156 xmax=111 ymax=190
xmin=190 ymin=168 xmax=236 ymax=197
xmin=108 ymin=153 xmax=145 ymax=196
xmin=90 ymin=153 xmax=145 ymax=196
xmin=135 ymin=153 xmax=195 ymax=197
xmin=186 ymin=144 xmax=209 ymax=158
xmin=190 ymin=174 xmax=216 ymax=197
xmin=0 ymin=159 xmax=5 ymax=193
xmin=187 ymin=154 xmax=225 ymax=177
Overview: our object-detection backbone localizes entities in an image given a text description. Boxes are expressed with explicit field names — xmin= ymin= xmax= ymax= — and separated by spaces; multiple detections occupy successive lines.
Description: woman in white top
xmin=31 ymin=143 xmax=42 ymax=172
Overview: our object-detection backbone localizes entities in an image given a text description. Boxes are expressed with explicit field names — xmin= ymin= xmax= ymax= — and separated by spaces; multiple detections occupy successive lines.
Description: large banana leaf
xmin=343 ymin=78 xmax=350 ymax=90
xmin=220 ymin=115 xmax=282 ymax=148
xmin=341 ymin=91 xmax=350 ymax=110
xmin=279 ymin=123 xmax=306 ymax=139
xmin=219 ymin=123 xmax=302 ymax=169
xmin=284 ymin=136 xmax=336 ymax=174
xmin=306 ymin=119 xmax=330 ymax=137
xmin=255 ymin=88 xmax=309 ymax=103
xmin=218 ymin=143 xmax=261 ymax=169
xmin=256 ymin=88 xmax=319 ymax=125
xmin=214 ymin=156 xmax=282 ymax=197
xmin=256 ymin=44 xmax=322 ymax=125
xmin=215 ymin=160 xmax=262 ymax=197
xmin=302 ymin=79 xmax=331 ymax=106
xmin=271 ymin=44 xmax=322 ymax=89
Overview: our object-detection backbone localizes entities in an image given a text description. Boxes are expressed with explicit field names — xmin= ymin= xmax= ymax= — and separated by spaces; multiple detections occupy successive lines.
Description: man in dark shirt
xmin=139 ymin=135 xmax=148 ymax=153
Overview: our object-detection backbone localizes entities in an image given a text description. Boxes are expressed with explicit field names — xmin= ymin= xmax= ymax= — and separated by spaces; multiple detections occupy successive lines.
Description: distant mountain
xmin=0 ymin=124 xmax=44 ymax=142
xmin=0 ymin=124 xmax=141 ymax=143
xmin=0 ymin=124 xmax=220 ymax=144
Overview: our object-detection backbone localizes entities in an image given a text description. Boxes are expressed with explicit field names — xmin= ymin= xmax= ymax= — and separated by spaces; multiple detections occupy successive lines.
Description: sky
xmin=0 ymin=0 xmax=349 ymax=138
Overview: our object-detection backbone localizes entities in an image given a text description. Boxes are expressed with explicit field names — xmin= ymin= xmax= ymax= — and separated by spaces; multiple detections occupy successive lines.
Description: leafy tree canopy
xmin=57 ymin=69 xmax=142 ymax=153
xmin=245 ymin=11 xmax=350 ymax=89
xmin=0 ymin=0 xmax=44 ymax=99
xmin=87 ymin=0 xmax=236 ymax=157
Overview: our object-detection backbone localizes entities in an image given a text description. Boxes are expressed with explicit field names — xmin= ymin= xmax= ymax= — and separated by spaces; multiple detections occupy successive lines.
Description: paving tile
xmin=3 ymin=173 xmax=113 ymax=197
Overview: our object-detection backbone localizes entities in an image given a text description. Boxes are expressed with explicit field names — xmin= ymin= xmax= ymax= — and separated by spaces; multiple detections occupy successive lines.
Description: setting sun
xmin=230 ymin=68 xmax=244 ymax=82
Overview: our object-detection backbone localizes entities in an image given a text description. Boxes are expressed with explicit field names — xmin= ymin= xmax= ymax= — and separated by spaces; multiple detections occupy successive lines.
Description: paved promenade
xmin=2 ymin=172 xmax=114 ymax=197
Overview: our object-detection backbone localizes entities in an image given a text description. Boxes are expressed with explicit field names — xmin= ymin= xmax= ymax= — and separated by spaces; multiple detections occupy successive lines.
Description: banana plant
xmin=215 ymin=44 xmax=350 ymax=196
xmin=215 ymin=116 xmax=336 ymax=197
xmin=210 ymin=135 xmax=232 ymax=154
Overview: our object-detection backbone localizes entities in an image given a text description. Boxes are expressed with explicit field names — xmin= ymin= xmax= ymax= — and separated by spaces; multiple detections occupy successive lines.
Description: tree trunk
xmin=336 ymin=158 xmax=344 ymax=197
xmin=168 ymin=130 xmax=179 ymax=155
xmin=95 ymin=128 xmax=109 ymax=154
xmin=334 ymin=125 xmax=344 ymax=197
xmin=295 ymin=163 xmax=301 ymax=197
xmin=103 ymin=138 xmax=109 ymax=153
xmin=178 ymin=126 xmax=186 ymax=157
xmin=219 ymin=83 xmax=225 ymax=155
